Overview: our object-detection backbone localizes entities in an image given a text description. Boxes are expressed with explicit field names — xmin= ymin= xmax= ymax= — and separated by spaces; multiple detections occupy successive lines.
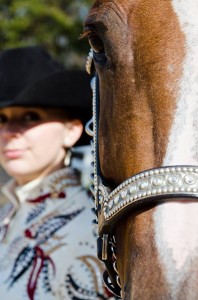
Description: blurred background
xmin=0 ymin=0 xmax=93 ymax=202
xmin=0 ymin=0 xmax=92 ymax=68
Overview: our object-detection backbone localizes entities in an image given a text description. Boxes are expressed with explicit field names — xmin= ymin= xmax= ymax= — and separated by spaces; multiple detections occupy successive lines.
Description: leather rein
xmin=85 ymin=49 xmax=198 ymax=298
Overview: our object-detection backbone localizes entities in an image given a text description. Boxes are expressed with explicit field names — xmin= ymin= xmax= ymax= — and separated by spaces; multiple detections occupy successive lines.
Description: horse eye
xmin=88 ymin=33 xmax=107 ymax=66
xmin=88 ymin=33 xmax=104 ymax=53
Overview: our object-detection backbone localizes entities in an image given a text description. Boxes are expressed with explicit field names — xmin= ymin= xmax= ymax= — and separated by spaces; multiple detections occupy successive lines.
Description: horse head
xmin=84 ymin=1 xmax=198 ymax=299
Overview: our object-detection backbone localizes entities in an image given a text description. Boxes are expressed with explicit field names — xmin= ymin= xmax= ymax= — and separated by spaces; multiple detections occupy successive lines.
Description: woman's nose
xmin=1 ymin=120 xmax=22 ymax=137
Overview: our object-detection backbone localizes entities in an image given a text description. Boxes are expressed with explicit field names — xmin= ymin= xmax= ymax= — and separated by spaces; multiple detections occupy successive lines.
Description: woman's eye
xmin=0 ymin=114 xmax=7 ymax=125
xmin=22 ymin=112 xmax=41 ymax=123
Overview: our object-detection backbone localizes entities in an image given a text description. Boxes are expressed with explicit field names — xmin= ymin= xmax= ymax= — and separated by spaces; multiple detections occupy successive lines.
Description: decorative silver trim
xmin=98 ymin=166 xmax=198 ymax=221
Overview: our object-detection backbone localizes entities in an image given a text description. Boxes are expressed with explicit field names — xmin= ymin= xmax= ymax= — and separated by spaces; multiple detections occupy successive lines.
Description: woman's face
xmin=0 ymin=107 xmax=83 ymax=185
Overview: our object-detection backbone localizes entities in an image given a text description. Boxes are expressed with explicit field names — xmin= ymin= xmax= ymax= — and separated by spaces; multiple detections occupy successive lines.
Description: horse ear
xmin=63 ymin=119 xmax=83 ymax=148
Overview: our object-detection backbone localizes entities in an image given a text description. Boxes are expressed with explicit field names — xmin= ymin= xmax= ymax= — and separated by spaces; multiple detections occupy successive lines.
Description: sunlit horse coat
xmin=83 ymin=0 xmax=198 ymax=298
xmin=0 ymin=167 xmax=111 ymax=300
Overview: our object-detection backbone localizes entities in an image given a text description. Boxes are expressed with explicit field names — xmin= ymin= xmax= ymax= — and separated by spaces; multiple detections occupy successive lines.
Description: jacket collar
xmin=1 ymin=167 xmax=80 ymax=206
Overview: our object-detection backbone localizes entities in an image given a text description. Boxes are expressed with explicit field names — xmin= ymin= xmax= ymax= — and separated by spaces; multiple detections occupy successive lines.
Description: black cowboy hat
xmin=0 ymin=46 xmax=92 ymax=146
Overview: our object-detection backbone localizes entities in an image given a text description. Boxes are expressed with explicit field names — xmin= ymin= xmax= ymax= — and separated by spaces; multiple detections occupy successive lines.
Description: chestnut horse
xmin=84 ymin=1 xmax=198 ymax=299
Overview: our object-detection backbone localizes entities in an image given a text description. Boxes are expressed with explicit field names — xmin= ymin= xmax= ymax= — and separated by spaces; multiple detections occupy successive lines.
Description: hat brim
xmin=1 ymin=70 xmax=92 ymax=146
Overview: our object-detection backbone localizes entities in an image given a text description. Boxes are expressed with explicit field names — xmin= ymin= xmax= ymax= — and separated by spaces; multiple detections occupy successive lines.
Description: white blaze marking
xmin=164 ymin=1 xmax=198 ymax=165
xmin=154 ymin=1 xmax=198 ymax=297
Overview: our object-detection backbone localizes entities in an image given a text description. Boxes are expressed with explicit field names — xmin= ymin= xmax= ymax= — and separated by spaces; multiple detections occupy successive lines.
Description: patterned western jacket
xmin=0 ymin=167 xmax=112 ymax=300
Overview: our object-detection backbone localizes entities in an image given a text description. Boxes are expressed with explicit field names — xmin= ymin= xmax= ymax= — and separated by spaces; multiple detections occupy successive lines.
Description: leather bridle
xmin=85 ymin=49 xmax=198 ymax=298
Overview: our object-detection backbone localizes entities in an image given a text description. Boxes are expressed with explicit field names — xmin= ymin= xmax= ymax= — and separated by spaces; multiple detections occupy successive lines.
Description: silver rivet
xmin=114 ymin=195 xmax=120 ymax=205
xmin=167 ymin=175 xmax=179 ymax=185
xmin=129 ymin=185 xmax=137 ymax=194
xmin=176 ymin=167 xmax=181 ymax=172
xmin=120 ymin=190 xmax=128 ymax=199
xmin=139 ymin=180 xmax=149 ymax=190
xmin=152 ymin=176 xmax=163 ymax=186
xmin=184 ymin=174 xmax=195 ymax=185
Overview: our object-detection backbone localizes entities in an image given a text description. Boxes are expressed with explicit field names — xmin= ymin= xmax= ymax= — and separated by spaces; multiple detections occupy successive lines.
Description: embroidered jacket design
xmin=7 ymin=208 xmax=84 ymax=300
xmin=0 ymin=168 xmax=114 ymax=300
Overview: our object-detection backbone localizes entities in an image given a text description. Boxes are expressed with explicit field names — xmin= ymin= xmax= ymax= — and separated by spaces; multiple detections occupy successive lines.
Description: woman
xmin=0 ymin=47 xmax=112 ymax=300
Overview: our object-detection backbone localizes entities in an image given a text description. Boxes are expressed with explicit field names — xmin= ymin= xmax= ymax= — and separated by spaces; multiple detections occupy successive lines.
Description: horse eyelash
xmin=80 ymin=26 xmax=98 ymax=40
xmin=79 ymin=30 xmax=91 ymax=40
